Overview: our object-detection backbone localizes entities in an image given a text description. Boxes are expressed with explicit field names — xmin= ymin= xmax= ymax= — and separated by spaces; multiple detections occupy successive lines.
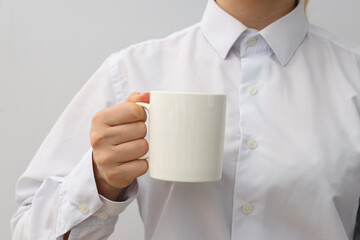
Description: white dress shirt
xmin=11 ymin=0 xmax=360 ymax=239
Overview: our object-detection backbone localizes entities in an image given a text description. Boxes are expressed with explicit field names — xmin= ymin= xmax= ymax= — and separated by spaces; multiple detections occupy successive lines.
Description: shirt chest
xmin=129 ymin=49 xmax=360 ymax=196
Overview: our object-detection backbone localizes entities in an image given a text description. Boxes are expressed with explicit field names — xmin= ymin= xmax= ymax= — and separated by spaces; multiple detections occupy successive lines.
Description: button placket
xmin=241 ymin=204 xmax=254 ymax=215
xmin=247 ymin=85 xmax=257 ymax=95
xmin=246 ymin=139 xmax=258 ymax=149
xmin=233 ymin=32 xmax=266 ymax=237
xmin=246 ymin=37 xmax=258 ymax=47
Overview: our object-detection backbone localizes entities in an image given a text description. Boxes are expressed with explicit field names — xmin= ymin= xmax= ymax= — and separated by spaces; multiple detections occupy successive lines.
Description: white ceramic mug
xmin=136 ymin=91 xmax=226 ymax=182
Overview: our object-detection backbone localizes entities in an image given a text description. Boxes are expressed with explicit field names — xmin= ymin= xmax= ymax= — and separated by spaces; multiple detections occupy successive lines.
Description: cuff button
xmin=97 ymin=212 xmax=108 ymax=220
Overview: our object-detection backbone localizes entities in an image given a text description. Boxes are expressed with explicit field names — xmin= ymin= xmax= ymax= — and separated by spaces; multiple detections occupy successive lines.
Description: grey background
xmin=1 ymin=0 xmax=360 ymax=239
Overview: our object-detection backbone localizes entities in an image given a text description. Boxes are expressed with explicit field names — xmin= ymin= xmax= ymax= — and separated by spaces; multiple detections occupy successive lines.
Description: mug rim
xmin=150 ymin=91 xmax=225 ymax=96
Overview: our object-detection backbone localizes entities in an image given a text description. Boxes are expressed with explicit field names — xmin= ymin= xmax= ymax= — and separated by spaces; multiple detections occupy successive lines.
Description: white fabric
xmin=11 ymin=0 xmax=360 ymax=239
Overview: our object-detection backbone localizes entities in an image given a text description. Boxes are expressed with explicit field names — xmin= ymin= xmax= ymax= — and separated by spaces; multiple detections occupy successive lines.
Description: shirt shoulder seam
xmin=307 ymin=24 xmax=360 ymax=57
xmin=106 ymin=23 xmax=201 ymax=103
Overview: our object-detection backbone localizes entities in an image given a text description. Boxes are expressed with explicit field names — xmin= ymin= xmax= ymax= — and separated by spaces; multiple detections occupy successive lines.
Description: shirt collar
xmin=200 ymin=0 xmax=308 ymax=65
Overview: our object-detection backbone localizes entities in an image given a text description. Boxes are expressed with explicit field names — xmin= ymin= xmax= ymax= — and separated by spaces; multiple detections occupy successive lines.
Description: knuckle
xmin=104 ymin=168 xmax=118 ymax=184
xmin=103 ymin=151 xmax=115 ymax=164
xmin=92 ymin=110 xmax=104 ymax=124
xmin=95 ymin=157 xmax=105 ymax=168
xmin=127 ymin=103 xmax=144 ymax=121
xmin=95 ymin=151 xmax=113 ymax=167
xmin=92 ymin=154 xmax=104 ymax=172
xmin=90 ymin=130 xmax=106 ymax=147
xmin=126 ymin=92 xmax=140 ymax=102
xmin=117 ymin=101 xmax=127 ymax=110
xmin=126 ymin=104 xmax=138 ymax=118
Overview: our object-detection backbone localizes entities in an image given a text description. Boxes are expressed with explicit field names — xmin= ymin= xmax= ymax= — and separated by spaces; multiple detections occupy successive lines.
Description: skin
xmin=64 ymin=0 xmax=299 ymax=239
xmin=91 ymin=92 xmax=151 ymax=201
xmin=215 ymin=0 xmax=297 ymax=30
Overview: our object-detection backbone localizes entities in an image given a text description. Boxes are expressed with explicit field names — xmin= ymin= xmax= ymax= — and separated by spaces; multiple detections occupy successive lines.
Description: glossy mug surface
xmin=136 ymin=91 xmax=226 ymax=182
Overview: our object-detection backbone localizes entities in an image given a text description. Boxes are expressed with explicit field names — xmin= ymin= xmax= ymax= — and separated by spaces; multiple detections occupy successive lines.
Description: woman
xmin=11 ymin=0 xmax=360 ymax=239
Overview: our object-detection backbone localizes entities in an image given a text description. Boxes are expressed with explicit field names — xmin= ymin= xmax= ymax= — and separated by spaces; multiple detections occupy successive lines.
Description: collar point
xmin=279 ymin=57 xmax=290 ymax=66
xmin=219 ymin=52 xmax=228 ymax=60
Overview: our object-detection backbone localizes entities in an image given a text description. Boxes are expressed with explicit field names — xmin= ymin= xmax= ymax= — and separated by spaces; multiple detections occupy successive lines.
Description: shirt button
xmin=97 ymin=212 xmax=108 ymax=220
xmin=246 ymin=37 xmax=258 ymax=47
xmin=78 ymin=203 xmax=89 ymax=214
xmin=247 ymin=139 xmax=257 ymax=149
xmin=247 ymin=85 xmax=257 ymax=95
xmin=242 ymin=204 xmax=254 ymax=214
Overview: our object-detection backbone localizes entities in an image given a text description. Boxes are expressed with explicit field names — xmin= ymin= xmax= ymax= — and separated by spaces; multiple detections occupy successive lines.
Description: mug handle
xmin=136 ymin=102 xmax=150 ymax=159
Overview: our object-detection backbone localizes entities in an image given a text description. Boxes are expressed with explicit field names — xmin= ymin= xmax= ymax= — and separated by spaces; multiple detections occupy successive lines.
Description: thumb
xmin=126 ymin=92 xmax=150 ymax=103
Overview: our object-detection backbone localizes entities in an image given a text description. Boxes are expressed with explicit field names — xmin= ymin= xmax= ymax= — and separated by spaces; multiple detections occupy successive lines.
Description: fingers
xmin=126 ymin=92 xmax=150 ymax=103
xmin=94 ymin=102 xmax=147 ymax=126
xmin=94 ymin=138 xmax=149 ymax=165
xmin=111 ymin=121 xmax=147 ymax=144
xmin=92 ymin=92 xmax=150 ymax=126
xmin=113 ymin=138 xmax=149 ymax=162
xmin=90 ymin=92 xmax=151 ymax=200
xmin=95 ymin=121 xmax=147 ymax=146
xmin=105 ymin=159 xmax=149 ymax=189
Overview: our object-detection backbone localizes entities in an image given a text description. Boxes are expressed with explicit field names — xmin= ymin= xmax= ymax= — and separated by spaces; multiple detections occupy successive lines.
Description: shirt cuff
xmin=57 ymin=149 xmax=138 ymax=236
xmin=95 ymin=179 xmax=138 ymax=217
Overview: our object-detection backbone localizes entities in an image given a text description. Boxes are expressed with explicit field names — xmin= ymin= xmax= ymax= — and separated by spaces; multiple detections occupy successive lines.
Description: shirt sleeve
xmin=10 ymin=53 xmax=137 ymax=240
